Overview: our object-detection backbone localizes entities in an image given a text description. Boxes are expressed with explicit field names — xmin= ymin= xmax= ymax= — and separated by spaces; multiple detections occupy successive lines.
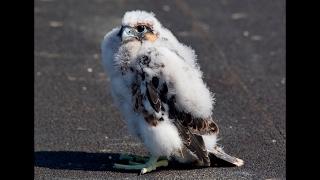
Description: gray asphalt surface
xmin=35 ymin=0 xmax=285 ymax=179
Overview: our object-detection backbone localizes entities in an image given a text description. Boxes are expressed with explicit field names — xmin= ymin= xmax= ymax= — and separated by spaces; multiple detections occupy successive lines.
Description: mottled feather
xmin=141 ymin=73 xmax=219 ymax=165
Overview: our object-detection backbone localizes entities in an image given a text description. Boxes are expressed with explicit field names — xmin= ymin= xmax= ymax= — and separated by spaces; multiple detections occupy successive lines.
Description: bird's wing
xmin=145 ymin=76 xmax=218 ymax=166
xmin=136 ymin=47 xmax=219 ymax=166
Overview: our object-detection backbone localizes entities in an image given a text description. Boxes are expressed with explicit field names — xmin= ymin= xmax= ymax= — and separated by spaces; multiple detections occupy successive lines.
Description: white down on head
xmin=122 ymin=10 xmax=200 ymax=69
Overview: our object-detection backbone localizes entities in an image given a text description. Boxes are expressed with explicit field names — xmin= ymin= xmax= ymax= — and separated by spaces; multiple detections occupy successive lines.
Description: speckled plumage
xmin=101 ymin=10 xmax=243 ymax=168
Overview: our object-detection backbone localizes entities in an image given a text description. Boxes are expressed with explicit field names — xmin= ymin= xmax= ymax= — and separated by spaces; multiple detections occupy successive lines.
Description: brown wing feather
xmin=132 ymin=75 xmax=161 ymax=126
xmin=174 ymin=120 xmax=211 ymax=166
xmin=166 ymin=95 xmax=219 ymax=135
xmin=166 ymin=95 xmax=217 ymax=166
xmin=146 ymin=82 xmax=161 ymax=113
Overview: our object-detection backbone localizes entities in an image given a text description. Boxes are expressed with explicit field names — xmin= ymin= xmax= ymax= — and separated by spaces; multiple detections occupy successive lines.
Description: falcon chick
xmin=101 ymin=10 xmax=244 ymax=174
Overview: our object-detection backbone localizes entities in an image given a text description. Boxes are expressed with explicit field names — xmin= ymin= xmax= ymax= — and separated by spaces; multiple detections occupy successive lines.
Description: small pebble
xmin=76 ymin=127 xmax=87 ymax=131
xmin=243 ymin=31 xmax=249 ymax=37
xmin=87 ymin=68 xmax=93 ymax=73
xmin=272 ymin=139 xmax=277 ymax=143
xmin=67 ymin=76 xmax=76 ymax=81
xmin=231 ymin=13 xmax=247 ymax=20
xmin=82 ymin=86 xmax=87 ymax=91
xmin=93 ymin=54 xmax=99 ymax=59
xmin=49 ymin=21 xmax=63 ymax=27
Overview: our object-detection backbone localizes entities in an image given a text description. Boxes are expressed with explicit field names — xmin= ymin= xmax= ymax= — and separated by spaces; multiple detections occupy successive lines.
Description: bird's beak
xmin=120 ymin=26 xmax=140 ymax=42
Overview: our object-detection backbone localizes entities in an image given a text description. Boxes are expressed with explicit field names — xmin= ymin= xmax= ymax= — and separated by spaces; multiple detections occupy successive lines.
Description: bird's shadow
xmin=34 ymin=151 xmax=236 ymax=173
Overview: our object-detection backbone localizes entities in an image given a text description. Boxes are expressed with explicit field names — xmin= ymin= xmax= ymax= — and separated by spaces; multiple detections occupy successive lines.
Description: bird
xmin=101 ymin=10 xmax=244 ymax=174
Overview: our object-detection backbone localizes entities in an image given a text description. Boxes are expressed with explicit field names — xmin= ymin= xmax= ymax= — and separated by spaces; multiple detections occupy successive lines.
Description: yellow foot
xmin=113 ymin=155 xmax=168 ymax=174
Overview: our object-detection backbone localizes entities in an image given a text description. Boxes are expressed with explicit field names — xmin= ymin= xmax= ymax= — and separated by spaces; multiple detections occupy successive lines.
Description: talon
xmin=140 ymin=168 xmax=148 ymax=174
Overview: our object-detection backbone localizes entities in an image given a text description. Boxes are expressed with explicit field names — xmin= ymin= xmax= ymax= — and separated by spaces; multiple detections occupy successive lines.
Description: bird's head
xmin=118 ymin=10 xmax=162 ymax=43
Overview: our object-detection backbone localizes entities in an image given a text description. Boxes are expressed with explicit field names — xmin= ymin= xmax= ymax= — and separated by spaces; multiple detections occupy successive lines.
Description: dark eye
xmin=137 ymin=25 xmax=146 ymax=33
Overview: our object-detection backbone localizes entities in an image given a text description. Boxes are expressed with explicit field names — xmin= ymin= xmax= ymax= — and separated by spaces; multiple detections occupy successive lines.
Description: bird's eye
xmin=137 ymin=25 xmax=146 ymax=33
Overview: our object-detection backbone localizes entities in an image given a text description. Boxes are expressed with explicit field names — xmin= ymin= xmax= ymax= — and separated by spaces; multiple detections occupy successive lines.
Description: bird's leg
xmin=113 ymin=155 xmax=168 ymax=174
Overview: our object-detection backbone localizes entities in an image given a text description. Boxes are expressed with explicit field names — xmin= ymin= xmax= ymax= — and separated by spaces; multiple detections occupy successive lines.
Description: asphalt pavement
xmin=35 ymin=0 xmax=285 ymax=179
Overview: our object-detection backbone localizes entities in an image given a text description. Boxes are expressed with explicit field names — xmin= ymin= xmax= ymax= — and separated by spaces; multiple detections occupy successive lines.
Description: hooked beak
xmin=118 ymin=26 xmax=144 ymax=42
